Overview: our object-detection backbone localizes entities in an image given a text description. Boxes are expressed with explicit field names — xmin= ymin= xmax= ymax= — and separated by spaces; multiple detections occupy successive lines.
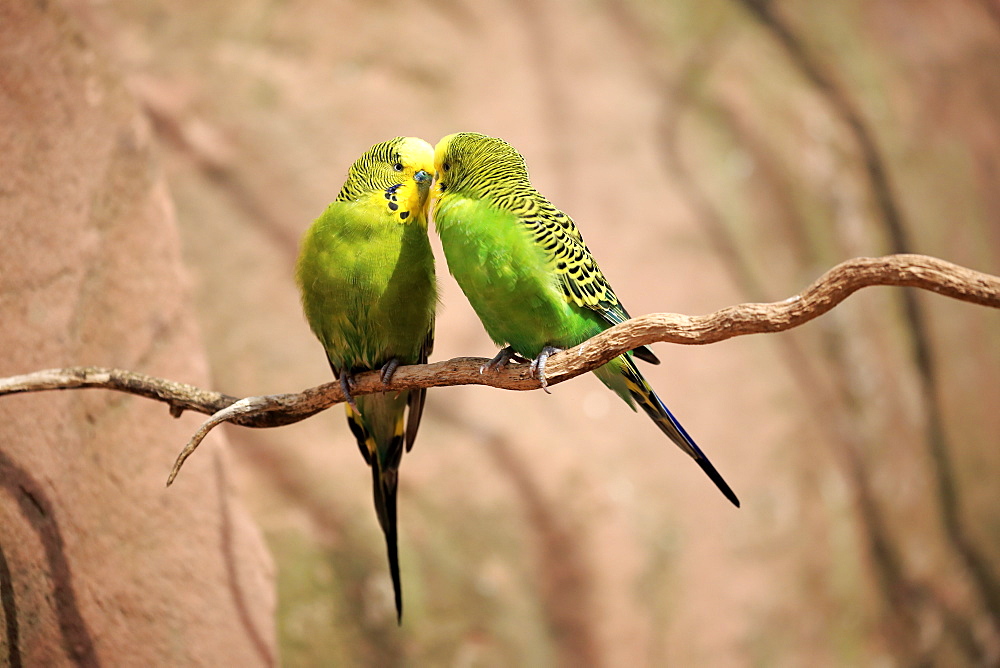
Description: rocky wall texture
xmin=0 ymin=3 xmax=275 ymax=665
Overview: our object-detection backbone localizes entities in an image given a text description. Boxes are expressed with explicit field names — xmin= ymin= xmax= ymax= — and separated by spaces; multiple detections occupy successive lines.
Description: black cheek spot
xmin=388 ymin=202 xmax=399 ymax=211
xmin=400 ymin=211 xmax=410 ymax=220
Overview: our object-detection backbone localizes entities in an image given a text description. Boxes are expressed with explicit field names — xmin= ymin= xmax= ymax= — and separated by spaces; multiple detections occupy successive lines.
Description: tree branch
xmin=1 ymin=254 xmax=996 ymax=483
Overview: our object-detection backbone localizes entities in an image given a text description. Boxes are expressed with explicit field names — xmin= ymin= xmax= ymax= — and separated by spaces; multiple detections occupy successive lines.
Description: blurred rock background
xmin=4 ymin=0 xmax=1000 ymax=665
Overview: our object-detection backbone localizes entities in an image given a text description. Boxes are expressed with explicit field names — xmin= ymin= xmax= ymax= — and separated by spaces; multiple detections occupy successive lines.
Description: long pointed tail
xmin=347 ymin=401 xmax=407 ymax=622
xmin=370 ymin=458 xmax=403 ymax=623
xmin=619 ymin=357 xmax=740 ymax=507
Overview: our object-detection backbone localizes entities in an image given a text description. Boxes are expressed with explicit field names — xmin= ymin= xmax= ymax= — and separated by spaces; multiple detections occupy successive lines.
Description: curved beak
xmin=414 ymin=169 xmax=432 ymax=184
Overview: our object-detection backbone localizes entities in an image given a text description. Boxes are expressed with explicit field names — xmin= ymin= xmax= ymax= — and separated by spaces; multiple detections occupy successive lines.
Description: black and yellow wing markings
xmin=404 ymin=325 xmax=434 ymax=452
xmin=519 ymin=201 xmax=659 ymax=364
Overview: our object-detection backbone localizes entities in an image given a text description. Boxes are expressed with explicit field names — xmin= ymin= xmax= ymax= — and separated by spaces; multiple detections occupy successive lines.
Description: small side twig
xmin=166 ymin=396 xmax=272 ymax=486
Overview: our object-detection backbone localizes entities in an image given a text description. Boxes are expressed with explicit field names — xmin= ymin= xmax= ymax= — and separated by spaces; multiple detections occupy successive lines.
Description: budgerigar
xmin=431 ymin=132 xmax=738 ymax=507
xmin=296 ymin=136 xmax=437 ymax=622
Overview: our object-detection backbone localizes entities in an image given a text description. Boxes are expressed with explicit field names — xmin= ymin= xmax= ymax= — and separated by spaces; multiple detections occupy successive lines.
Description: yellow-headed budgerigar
xmin=430 ymin=132 xmax=738 ymax=507
xmin=296 ymin=137 xmax=437 ymax=622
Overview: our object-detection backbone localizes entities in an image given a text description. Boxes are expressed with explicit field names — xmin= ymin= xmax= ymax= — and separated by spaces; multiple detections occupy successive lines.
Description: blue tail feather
xmin=618 ymin=357 xmax=740 ymax=507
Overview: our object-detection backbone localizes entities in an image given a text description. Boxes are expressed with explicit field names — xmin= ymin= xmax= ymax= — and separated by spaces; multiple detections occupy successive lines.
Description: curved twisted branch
xmin=0 ymin=254 xmax=996 ymax=483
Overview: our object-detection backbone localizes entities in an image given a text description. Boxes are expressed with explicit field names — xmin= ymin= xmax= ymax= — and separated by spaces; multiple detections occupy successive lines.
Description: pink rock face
xmin=0 ymin=4 xmax=276 ymax=666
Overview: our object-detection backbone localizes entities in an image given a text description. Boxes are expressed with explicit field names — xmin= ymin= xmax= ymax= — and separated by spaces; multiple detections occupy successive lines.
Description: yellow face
xmin=396 ymin=136 xmax=435 ymax=185
xmin=339 ymin=136 xmax=434 ymax=223
xmin=396 ymin=137 xmax=434 ymax=219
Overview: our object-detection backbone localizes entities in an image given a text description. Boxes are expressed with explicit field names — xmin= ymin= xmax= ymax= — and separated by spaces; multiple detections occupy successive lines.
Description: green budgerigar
xmin=431 ymin=132 xmax=738 ymax=507
xmin=296 ymin=136 xmax=437 ymax=622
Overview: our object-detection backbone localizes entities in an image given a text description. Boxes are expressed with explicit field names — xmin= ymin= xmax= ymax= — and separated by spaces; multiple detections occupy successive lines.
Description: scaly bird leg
xmin=340 ymin=372 xmax=359 ymax=413
xmin=480 ymin=346 xmax=528 ymax=374
xmin=380 ymin=358 xmax=400 ymax=385
xmin=529 ymin=346 xmax=562 ymax=394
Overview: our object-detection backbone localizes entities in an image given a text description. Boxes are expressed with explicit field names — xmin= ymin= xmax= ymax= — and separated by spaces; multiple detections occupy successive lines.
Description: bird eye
xmin=442 ymin=162 xmax=450 ymax=172
xmin=393 ymin=163 xmax=404 ymax=172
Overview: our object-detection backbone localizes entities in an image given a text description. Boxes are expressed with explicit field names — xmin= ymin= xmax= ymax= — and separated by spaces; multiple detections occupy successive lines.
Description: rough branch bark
xmin=0 ymin=254 xmax=996 ymax=482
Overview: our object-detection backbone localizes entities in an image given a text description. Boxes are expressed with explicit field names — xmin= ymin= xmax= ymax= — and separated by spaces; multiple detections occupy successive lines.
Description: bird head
xmin=432 ymin=132 xmax=529 ymax=200
xmin=335 ymin=136 xmax=434 ymax=221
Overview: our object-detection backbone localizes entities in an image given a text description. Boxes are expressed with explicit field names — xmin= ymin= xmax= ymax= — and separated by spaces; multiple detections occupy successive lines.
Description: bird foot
xmin=340 ymin=373 xmax=359 ymax=413
xmin=380 ymin=358 xmax=400 ymax=385
xmin=529 ymin=346 xmax=562 ymax=394
xmin=480 ymin=346 xmax=527 ymax=374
